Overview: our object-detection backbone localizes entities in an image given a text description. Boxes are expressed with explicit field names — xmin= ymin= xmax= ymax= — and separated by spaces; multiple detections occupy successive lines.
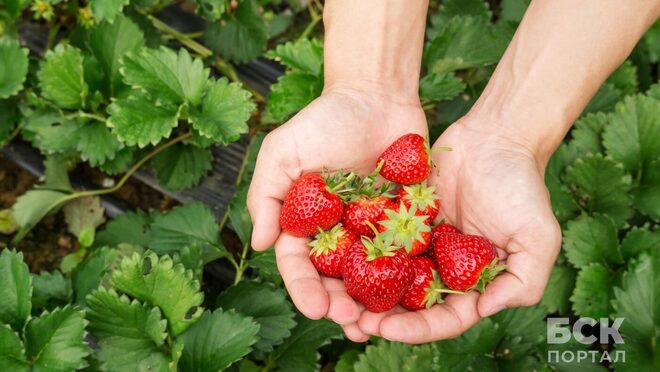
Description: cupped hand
xmin=356 ymin=116 xmax=562 ymax=344
xmin=247 ymin=85 xmax=427 ymax=338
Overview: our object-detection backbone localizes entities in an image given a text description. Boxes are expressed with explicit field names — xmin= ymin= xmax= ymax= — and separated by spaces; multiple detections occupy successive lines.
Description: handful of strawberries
xmin=279 ymin=134 xmax=505 ymax=312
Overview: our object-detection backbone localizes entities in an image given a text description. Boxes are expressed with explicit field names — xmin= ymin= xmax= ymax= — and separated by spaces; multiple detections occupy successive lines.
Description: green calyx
xmin=423 ymin=269 xmax=466 ymax=309
xmin=323 ymin=164 xmax=393 ymax=202
xmin=308 ymin=224 xmax=345 ymax=257
xmin=402 ymin=181 xmax=440 ymax=211
xmin=475 ymin=258 xmax=507 ymax=293
xmin=378 ymin=204 xmax=431 ymax=253
xmin=362 ymin=221 xmax=400 ymax=261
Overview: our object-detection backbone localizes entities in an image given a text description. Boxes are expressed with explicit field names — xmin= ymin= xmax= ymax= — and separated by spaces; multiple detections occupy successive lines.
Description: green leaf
xmin=85 ymin=288 xmax=172 ymax=371
xmin=0 ymin=39 xmax=29 ymax=99
xmin=426 ymin=16 xmax=506 ymax=74
xmin=148 ymin=203 xmax=224 ymax=263
xmin=643 ymin=20 xmax=660 ymax=64
xmin=216 ymin=281 xmax=296 ymax=352
xmin=172 ymin=244 xmax=203 ymax=281
xmin=583 ymin=83 xmax=620 ymax=115
xmin=90 ymin=0 xmax=130 ymax=23
xmin=0 ymin=209 xmax=17 ymax=235
xmin=608 ymin=60 xmax=638 ymax=96
xmin=195 ymin=0 xmax=227 ymax=21
xmin=419 ymin=72 xmax=466 ymax=103
xmin=39 ymin=44 xmax=88 ymax=110
xmin=228 ymin=185 xmax=252 ymax=246
xmin=564 ymin=153 xmax=633 ymax=226
xmin=3 ymin=0 xmax=31 ymax=18
xmin=121 ymin=47 xmax=208 ymax=106
xmin=335 ymin=350 xmax=360 ymax=372
xmin=63 ymin=196 xmax=106 ymax=244
xmin=88 ymin=15 xmax=145 ymax=97
xmin=0 ymin=324 xmax=27 ymax=371
xmin=71 ymin=247 xmax=118 ymax=304
xmin=107 ymin=91 xmax=183 ymax=148
xmin=545 ymin=144 xmax=579 ymax=223
xmin=189 ymin=78 xmax=254 ymax=144
xmin=271 ymin=316 xmax=343 ymax=372
xmin=603 ymin=94 xmax=660 ymax=177
xmin=570 ymin=263 xmax=612 ymax=318
xmin=563 ymin=214 xmax=621 ymax=268
xmin=42 ymin=155 xmax=73 ymax=191
xmin=204 ymin=0 xmax=267 ymax=63
xmin=266 ymin=38 xmax=323 ymax=75
xmin=635 ymin=159 xmax=660 ymax=220
xmin=76 ymin=122 xmax=124 ymax=166
xmin=151 ymin=143 xmax=212 ymax=191
xmin=428 ymin=0 xmax=491 ymax=39
xmin=98 ymin=146 xmax=135 ymax=175
xmin=12 ymin=189 xmax=71 ymax=241
xmin=621 ymin=226 xmax=660 ymax=261
xmin=0 ymin=98 xmax=20 ymax=142
xmin=265 ymin=72 xmax=322 ymax=122
xmin=612 ymin=251 xmax=660 ymax=371
xmin=248 ymin=249 xmax=281 ymax=285
xmin=568 ymin=112 xmax=607 ymax=155
xmin=432 ymin=318 xmax=500 ymax=371
xmin=179 ymin=309 xmax=260 ymax=371
xmin=24 ymin=306 xmax=90 ymax=371
xmin=354 ymin=339 xmax=415 ymax=372
xmin=22 ymin=109 xmax=82 ymax=155
xmin=31 ymin=270 xmax=72 ymax=311
xmin=95 ymin=210 xmax=153 ymax=248
xmin=111 ymin=252 xmax=204 ymax=336
xmin=540 ymin=263 xmax=576 ymax=314
xmin=0 ymin=250 xmax=31 ymax=332
xmin=499 ymin=0 xmax=530 ymax=23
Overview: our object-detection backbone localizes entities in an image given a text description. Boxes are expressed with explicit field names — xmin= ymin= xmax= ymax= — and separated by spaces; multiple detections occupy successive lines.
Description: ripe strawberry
xmin=377 ymin=134 xmax=432 ymax=185
xmin=378 ymin=203 xmax=432 ymax=256
xmin=280 ymin=173 xmax=349 ymax=237
xmin=343 ymin=196 xmax=396 ymax=237
xmin=400 ymin=256 xmax=463 ymax=310
xmin=429 ymin=222 xmax=461 ymax=247
xmin=308 ymin=224 xmax=356 ymax=278
xmin=434 ymin=233 xmax=505 ymax=292
xmin=397 ymin=181 xmax=441 ymax=220
xmin=343 ymin=227 xmax=412 ymax=313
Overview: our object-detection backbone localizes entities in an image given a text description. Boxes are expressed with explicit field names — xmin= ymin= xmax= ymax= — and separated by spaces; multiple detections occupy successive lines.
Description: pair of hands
xmin=247 ymin=86 xmax=561 ymax=344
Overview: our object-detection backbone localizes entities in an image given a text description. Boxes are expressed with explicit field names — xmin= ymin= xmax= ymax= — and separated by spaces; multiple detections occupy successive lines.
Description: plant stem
xmin=300 ymin=1 xmax=322 ymax=40
xmin=69 ymin=132 xmax=192 ymax=200
xmin=0 ymin=123 xmax=22 ymax=148
xmin=233 ymin=242 xmax=250 ymax=285
xmin=45 ymin=22 xmax=60 ymax=50
xmin=66 ymin=111 xmax=106 ymax=122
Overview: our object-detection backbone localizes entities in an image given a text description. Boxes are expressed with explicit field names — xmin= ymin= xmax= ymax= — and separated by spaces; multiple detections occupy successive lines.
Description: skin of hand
xmin=247 ymin=84 xmax=428 ymax=329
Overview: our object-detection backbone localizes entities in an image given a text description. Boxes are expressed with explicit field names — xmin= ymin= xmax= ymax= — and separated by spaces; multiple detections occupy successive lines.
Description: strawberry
xmin=377 ymin=134 xmax=432 ymax=185
xmin=308 ymin=224 xmax=356 ymax=278
xmin=397 ymin=181 xmax=441 ymax=220
xmin=343 ymin=227 xmax=412 ymax=313
xmin=280 ymin=173 xmax=350 ymax=237
xmin=429 ymin=222 xmax=461 ymax=247
xmin=400 ymin=256 xmax=463 ymax=310
xmin=342 ymin=196 xmax=396 ymax=237
xmin=378 ymin=203 xmax=432 ymax=256
xmin=434 ymin=233 xmax=505 ymax=292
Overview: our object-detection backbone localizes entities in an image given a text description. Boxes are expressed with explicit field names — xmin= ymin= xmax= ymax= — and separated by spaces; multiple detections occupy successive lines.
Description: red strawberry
xmin=377 ymin=134 xmax=431 ymax=185
xmin=280 ymin=173 xmax=348 ymax=237
xmin=378 ymin=203 xmax=432 ymax=256
xmin=397 ymin=181 xmax=441 ymax=220
xmin=400 ymin=256 xmax=463 ymax=310
xmin=343 ymin=224 xmax=412 ymax=312
xmin=434 ymin=233 xmax=505 ymax=292
xmin=429 ymin=222 xmax=461 ymax=247
xmin=309 ymin=224 xmax=356 ymax=278
xmin=342 ymin=196 xmax=396 ymax=237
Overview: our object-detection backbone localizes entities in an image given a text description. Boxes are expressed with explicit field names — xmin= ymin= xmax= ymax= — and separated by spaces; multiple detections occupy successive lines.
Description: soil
xmin=0 ymin=155 xmax=178 ymax=272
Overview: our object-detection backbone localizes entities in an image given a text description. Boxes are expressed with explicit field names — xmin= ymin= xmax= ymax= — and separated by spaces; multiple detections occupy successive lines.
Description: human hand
xmin=247 ymin=85 xmax=427 ymax=335
xmin=355 ymin=115 xmax=562 ymax=343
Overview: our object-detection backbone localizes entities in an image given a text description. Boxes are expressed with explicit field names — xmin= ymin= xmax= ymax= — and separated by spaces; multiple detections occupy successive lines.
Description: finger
xmin=378 ymin=291 xmax=481 ymax=344
xmin=357 ymin=306 xmax=407 ymax=337
xmin=275 ymin=233 xmax=328 ymax=320
xmin=342 ymin=323 xmax=370 ymax=343
xmin=477 ymin=251 xmax=554 ymax=318
xmin=321 ymin=277 xmax=361 ymax=325
xmin=247 ymin=134 xmax=299 ymax=251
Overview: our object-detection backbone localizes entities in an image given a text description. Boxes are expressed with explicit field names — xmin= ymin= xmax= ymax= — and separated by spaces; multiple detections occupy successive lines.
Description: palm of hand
xmin=351 ymin=121 xmax=562 ymax=343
